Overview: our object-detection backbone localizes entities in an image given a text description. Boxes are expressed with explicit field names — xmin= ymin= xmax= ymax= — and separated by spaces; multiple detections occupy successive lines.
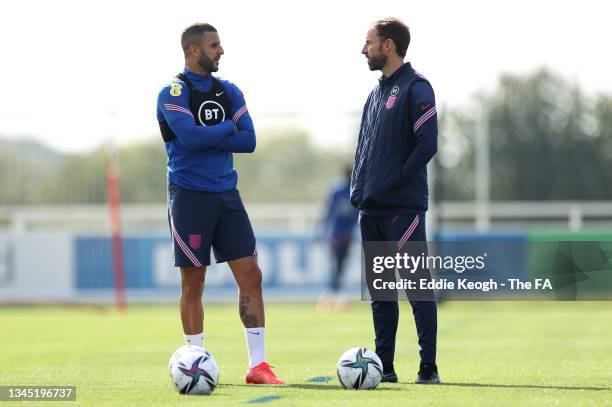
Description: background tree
xmin=435 ymin=68 xmax=612 ymax=201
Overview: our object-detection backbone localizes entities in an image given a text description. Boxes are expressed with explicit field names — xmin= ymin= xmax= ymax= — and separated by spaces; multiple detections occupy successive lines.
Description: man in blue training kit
xmin=156 ymin=23 xmax=283 ymax=385
xmin=351 ymin=18 xmax=440 ymax=384
xmin=318 ymin=165 xmax=359 ymax=310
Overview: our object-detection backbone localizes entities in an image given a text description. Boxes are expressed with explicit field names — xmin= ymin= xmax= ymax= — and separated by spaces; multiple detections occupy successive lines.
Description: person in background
xmin=317 ymin=165 xmax=359 ymax=311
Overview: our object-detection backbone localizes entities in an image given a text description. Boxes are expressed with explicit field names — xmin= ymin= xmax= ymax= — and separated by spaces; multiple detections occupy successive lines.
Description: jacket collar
xmin=379 ymin=62 xmax=412 ymax=85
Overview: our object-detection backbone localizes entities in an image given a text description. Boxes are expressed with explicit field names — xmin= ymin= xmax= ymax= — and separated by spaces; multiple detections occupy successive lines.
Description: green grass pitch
xmin=1 ymin=301 xmax=611 ymax=406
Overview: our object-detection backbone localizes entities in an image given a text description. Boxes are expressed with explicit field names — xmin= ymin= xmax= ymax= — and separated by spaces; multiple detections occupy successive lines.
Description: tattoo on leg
xmin=239 ymin=296 xmax=258 ymax=327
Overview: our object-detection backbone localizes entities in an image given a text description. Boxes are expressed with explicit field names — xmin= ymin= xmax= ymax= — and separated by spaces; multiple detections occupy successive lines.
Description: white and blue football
xmin=336 ymin=347 xmax=383 ymax=390
xmin=170 ymin=346 xmax=219 ymax=395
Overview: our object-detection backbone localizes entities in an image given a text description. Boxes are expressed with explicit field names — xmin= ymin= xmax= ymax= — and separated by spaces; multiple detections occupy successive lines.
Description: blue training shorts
xmin=168 ymin=182 xmax=257 ymax=268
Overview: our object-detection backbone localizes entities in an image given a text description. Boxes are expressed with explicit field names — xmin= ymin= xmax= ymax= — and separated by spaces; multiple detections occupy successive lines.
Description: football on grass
xmin=336 ymin=347 xmax=383 ymax=390
xmin=169 ymin=345 xmax=219 ymax=395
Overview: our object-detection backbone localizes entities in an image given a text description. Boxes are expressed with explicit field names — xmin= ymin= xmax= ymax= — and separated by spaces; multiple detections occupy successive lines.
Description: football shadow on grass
xmin=221 ymin=383 xmax=406 ymax=392
xmin=439 ymin=382 xmax=610 ymax=391
xmin=285 ymin=383 xmax=407 ymax=391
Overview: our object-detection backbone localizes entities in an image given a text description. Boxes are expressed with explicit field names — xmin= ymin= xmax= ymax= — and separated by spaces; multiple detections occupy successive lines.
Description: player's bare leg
xmin=180 ymin=267 xmax=206 ymax=347
xmin=229 ymin=256 xmax=284 ymax=384
xmin=229 ymin=256 xmax=264 ymax=328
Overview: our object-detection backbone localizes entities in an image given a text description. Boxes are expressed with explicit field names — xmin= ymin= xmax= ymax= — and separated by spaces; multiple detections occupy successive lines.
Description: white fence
xmin=1 ymin=201 xmax=612 ymax=233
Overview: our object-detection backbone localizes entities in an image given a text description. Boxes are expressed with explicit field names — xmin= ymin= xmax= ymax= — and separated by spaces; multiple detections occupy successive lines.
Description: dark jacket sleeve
xmin=399 ymin=80 xmax=438 ymax=180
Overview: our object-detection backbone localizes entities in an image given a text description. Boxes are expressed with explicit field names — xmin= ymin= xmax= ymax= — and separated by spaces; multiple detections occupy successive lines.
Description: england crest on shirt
xmin=386 ymin=86 xmax=400 ymax=109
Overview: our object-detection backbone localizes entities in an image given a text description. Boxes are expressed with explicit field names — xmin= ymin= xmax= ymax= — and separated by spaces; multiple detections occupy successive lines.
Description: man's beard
xmin=198 ymin=52 xmax=218 ymax=73
xmin=367 ymin=54 xmax=386 ymax=71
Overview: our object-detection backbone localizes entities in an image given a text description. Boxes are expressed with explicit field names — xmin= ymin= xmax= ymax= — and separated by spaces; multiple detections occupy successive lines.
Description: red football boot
xmin=245 ymin=362 xmax=285 ymax=385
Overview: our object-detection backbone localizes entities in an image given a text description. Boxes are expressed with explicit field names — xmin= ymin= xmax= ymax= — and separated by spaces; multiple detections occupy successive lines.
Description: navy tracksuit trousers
xmin=360 ymin=212 xmax=437 ymax=372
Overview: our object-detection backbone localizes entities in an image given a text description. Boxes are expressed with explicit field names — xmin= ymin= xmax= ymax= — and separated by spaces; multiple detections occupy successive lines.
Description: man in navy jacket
xmin=351 ymin=18 xmax=440 ymax=384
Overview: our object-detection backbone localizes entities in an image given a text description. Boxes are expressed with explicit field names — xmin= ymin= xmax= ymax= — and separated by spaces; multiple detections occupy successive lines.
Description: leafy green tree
xmin=435 ymin=68 xmax=612 ymax=201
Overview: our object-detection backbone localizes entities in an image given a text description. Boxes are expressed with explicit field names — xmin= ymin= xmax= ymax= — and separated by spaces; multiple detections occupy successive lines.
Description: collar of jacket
xmin=378 ymin=61 xmax=412 ymax=86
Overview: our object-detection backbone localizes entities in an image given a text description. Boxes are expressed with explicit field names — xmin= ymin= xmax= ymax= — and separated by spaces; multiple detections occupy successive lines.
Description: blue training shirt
xmin=322 ymin=181 xmax=359 ymax=242
xmin=156 ymin=68 xmax=256 ymax=192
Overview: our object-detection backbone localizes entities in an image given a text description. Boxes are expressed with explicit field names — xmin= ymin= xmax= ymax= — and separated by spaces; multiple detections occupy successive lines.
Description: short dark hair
xmin=374 ymin=18 xmax=410 ymax=58
xmin=181 ymin=23 xmax=217 ymax=54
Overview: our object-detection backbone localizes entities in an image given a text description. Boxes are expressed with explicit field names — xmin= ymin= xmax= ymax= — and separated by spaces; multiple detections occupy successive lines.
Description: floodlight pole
xmin=475 ymin=100 xmax=490 ymax=232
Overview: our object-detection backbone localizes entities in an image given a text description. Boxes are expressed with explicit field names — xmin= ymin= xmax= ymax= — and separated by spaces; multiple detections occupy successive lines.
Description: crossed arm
xmin=157 ymin=81 xmax=256 ymax=153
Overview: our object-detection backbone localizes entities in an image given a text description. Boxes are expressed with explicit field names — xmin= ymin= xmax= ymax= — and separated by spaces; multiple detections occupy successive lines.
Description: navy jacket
xmin=350 ymin=62 xmax=438 ymax=214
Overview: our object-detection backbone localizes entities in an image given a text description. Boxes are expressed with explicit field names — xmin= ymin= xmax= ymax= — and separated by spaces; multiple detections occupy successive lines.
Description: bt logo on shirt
xmin=197 ymin=101 xmax=226 ymax=126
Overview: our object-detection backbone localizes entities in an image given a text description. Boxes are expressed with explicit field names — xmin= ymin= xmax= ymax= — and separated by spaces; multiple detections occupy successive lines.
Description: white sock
xmin=184 ymin=333 xmax=204 ymax=348
xmin=244 ymin=327 xmax=266 ymax=368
